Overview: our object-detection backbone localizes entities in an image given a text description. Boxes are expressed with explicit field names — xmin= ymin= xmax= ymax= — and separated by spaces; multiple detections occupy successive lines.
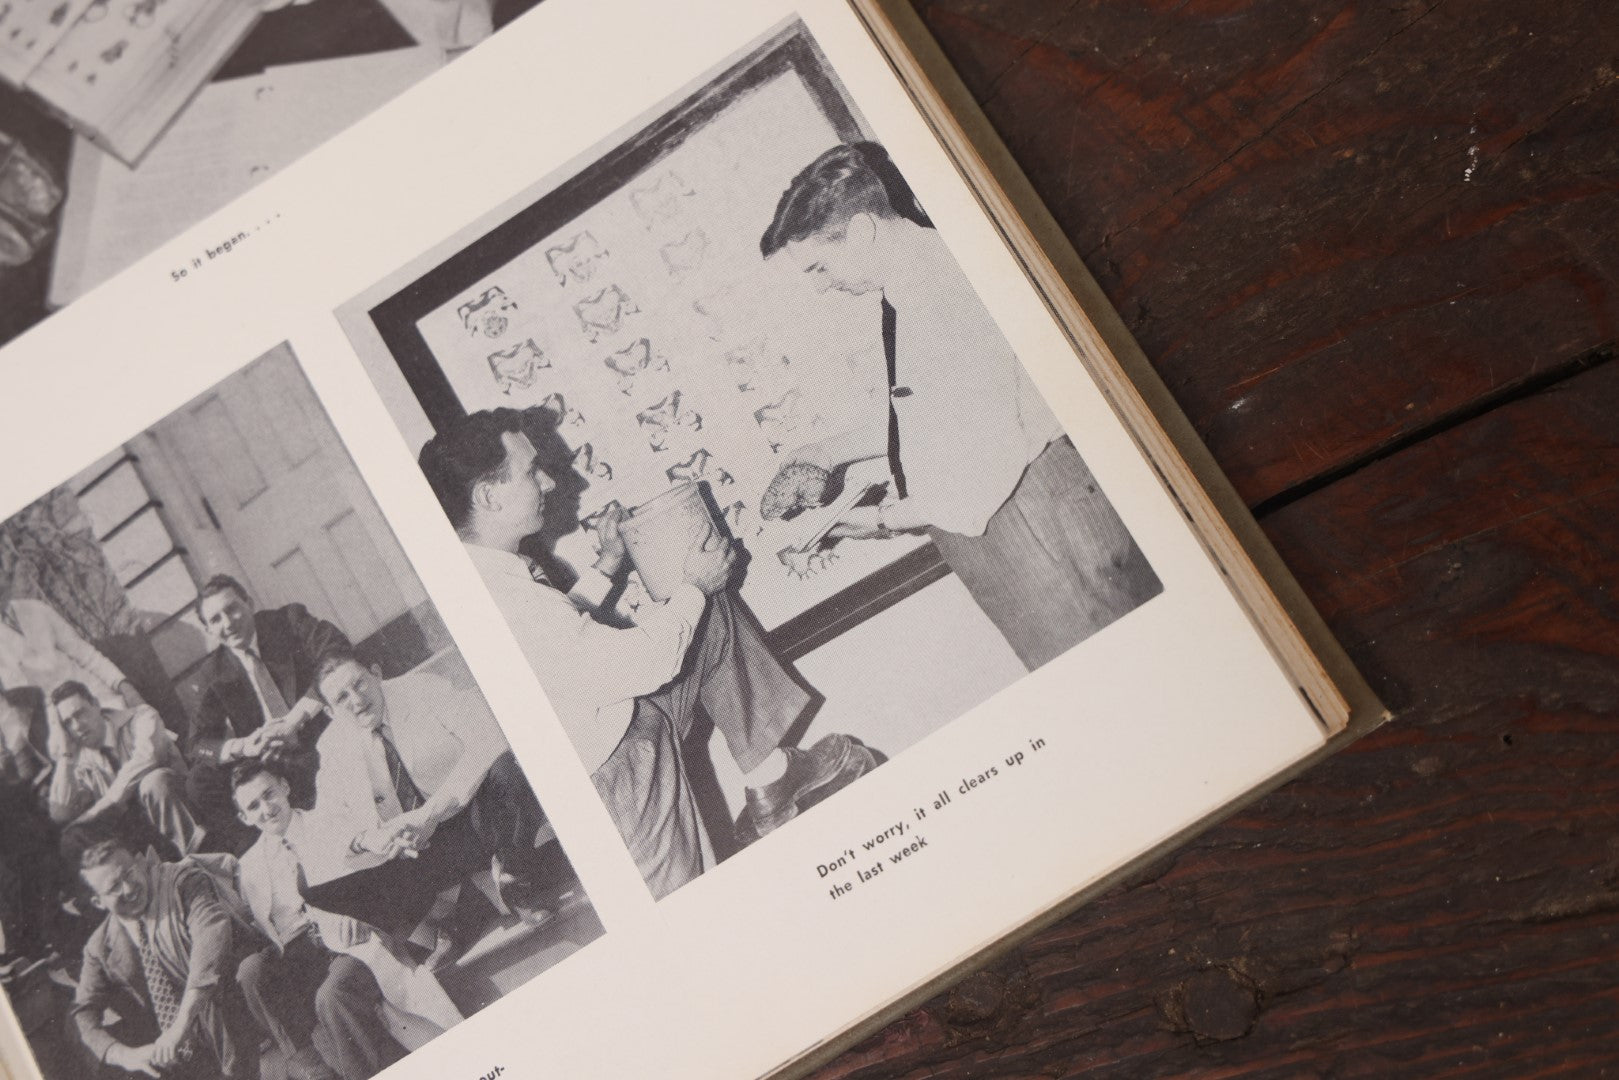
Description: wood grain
xmin=915 ymin=0 xmax=1619 ymax=506
xmin=811 ymin=337 xmax=1619 ymax=1080
xmin=808 ymin=1 xmax=1619 ymax=1075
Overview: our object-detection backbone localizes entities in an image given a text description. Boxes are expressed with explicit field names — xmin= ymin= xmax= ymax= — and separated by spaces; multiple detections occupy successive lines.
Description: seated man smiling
xmin=231 ymin=760 xmax=460 ymax=1080
xmin=71 ymin=837 xmax=260 ymax=1078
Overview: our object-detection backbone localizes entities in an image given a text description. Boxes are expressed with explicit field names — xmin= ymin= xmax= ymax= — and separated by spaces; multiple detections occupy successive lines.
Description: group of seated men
xmin=0 ymin=575 xmax=555 ymax=1079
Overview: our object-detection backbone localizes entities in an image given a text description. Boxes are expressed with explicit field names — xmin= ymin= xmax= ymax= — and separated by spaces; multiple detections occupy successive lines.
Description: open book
xmin=0 ymin=2 xmax=1384 ymax=1078
xmin=0 ymin=0 xmax=261 ymax=166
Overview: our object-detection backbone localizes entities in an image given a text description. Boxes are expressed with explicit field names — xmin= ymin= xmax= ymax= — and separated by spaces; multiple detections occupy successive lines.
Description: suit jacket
xmin=71 ymin=856 xmax=259 ymax=1069
xmin=187 ymin=604 xmax=350 ymax=769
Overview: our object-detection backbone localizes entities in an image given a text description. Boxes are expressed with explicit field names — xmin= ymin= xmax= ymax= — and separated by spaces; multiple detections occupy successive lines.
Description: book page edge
xmin=847 ymin=0 xmax=1388 ymax=740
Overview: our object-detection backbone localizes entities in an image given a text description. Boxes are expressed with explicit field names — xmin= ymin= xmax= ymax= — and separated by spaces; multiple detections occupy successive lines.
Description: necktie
xmin=376 ymin=727 xmax=425 ymax=812
xmin=881 ymin=298 xmax=908 ymax=499
xmin=526 ymin=558 xmax=549 ymax=586
xmin=245 ymin=649 xmax=290 ymax=721
xmin=135 ymin=921 xmax=192 ymax=1060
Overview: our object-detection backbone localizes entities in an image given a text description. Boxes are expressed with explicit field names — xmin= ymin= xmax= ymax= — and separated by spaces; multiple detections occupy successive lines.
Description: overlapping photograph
xmin=0 ymin=343 xmax=601 ymax=1080
xmin=338 ymin=19 xmax=1162 ymax=900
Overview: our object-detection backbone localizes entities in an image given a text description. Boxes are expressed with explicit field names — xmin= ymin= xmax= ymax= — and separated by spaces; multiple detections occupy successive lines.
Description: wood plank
xmin=913 ymin=0 xmax=1619 ymax=503
xmin=808 ymin=340 xmax=1619 ymax=1074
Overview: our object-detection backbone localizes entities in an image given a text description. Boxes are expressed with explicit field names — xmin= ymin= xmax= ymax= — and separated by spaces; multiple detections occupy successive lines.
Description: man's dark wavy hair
xmin=417 ymin=407 xmax=532 ymax=531
xmin=759 ymin=141 xmax=932 ymax=258
xmin=229 ymin=757 xmax=291 ymax=796
xmin=311 ymin=645 xmax=368 ymax=703
xmin=79 ymin=836 xmax=136 ymax=871
xmin=199 ymin=572 xmax=252 ymax=608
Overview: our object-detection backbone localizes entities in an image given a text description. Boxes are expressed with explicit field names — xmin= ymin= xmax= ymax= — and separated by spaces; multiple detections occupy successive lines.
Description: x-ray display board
xmin=364 ymin=24 xmax=939 ymax=643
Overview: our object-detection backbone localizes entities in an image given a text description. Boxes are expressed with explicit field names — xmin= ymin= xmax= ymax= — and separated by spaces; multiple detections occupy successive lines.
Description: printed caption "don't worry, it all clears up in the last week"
xmin=816 ymin=735 xmax=1048 ymax=901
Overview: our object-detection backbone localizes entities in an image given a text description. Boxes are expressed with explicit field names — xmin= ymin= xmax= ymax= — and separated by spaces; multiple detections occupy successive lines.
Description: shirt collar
xmin=116 ymin=913 xmax=148 ymax=943
xmin=464 ymin=541 xmax=539 ymax=582
xmin=99 ymin=708 xmax=131 ymax=747
xmin=280 ymin=810 xmax=311 ymax=851
xmin=874 ymin=224 xmax=951 ymax=313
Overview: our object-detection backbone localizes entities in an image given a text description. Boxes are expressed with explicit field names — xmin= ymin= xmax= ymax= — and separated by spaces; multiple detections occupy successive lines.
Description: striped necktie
xmin=376 ymin=727 xmax=425 ymax=812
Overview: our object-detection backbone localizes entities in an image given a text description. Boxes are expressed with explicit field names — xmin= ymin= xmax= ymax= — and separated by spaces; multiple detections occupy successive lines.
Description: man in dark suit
xmin=185 ymin=575 xmax=350 ymax=854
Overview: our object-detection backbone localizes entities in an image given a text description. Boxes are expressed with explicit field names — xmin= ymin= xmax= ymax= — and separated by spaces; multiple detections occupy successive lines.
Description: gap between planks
xmin=1251 ymin=342 xmax=1616 ymax=521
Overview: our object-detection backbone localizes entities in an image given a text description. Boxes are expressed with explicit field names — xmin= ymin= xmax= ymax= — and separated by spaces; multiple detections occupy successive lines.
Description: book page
xmin=26 ymin=0 xmax=260 ymax=161
xmin=0 ymin=3 xmax=1332 ymax=1079
xmin=50 ymin=46 xmax=444 ymax=305
xmin=0 ymin=0 xmax=98 ymax=86
xmin=25 ymin=0 xmax=222 ymax=121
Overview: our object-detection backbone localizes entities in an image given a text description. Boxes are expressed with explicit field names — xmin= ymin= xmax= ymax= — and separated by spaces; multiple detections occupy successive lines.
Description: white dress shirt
xmin=463 ymin=543 xmax=706 ymax=775
xmin=311 ymin=669 xmax=509 ymax=875
xmin=261 ymin=838 xmax=313 ymax=946
xmin=882 ymin=227 xmax=1064 ymax=537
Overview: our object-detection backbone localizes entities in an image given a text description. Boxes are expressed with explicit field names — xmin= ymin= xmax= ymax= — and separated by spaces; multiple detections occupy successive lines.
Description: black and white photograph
xmin=0 ymin=0 xmax=559 ymax=349
xmin=0 ymin=343 xmax=602 ymax=1080
xmin=338 ymin=19 xmax=1163 ymax=901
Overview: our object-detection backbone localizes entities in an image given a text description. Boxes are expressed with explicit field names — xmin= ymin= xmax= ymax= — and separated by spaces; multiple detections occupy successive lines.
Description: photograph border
xmin=361 ymin=19 xmax=949 ymax=661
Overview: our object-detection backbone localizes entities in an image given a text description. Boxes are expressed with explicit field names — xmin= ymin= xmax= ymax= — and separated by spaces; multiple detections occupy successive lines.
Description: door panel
xmin=153 ymin=345 xmax=423 ymax=644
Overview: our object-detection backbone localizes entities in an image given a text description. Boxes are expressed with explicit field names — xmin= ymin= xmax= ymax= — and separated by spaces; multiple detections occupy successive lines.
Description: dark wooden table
xmin=812 ymin=2 xmax=1619 ymax=1076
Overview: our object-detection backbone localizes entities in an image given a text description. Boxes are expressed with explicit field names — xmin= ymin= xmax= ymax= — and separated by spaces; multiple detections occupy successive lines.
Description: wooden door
xmin=151 ymin=344 xmax=423 ymax=643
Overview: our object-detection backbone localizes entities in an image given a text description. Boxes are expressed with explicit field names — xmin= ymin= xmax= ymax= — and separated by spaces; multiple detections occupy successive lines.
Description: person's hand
xmin=331 ymin=915 xmax=369 ymax=949
xmin=239 ymin=728 xmax=270 ymax=759
xmin=357 ymin=823 xmax=419 ymax=860
xmin=591 ymin=502 xmax=629 ymax=577
xmin=683 ymin=528 xmax=737 ymax=596
xmin=378 ymin=812 xmax=433 ymax=855
xmin=252 ymin=728 xmax=277 ymax=757
xmin=827 ymin=506 xmax=890 ymax=541
xmin=150 ymin=1023 xmax=188 ymax=1068
xmin=117 ymin=680 xmax=147 ymax=710
xmin=259 ymin=716 xmax=298 ymax=747
xmin=110 ymin=1041 xmax=163 ymax=1076
xmin=394 ymin=805 xmax=442 ymax=845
